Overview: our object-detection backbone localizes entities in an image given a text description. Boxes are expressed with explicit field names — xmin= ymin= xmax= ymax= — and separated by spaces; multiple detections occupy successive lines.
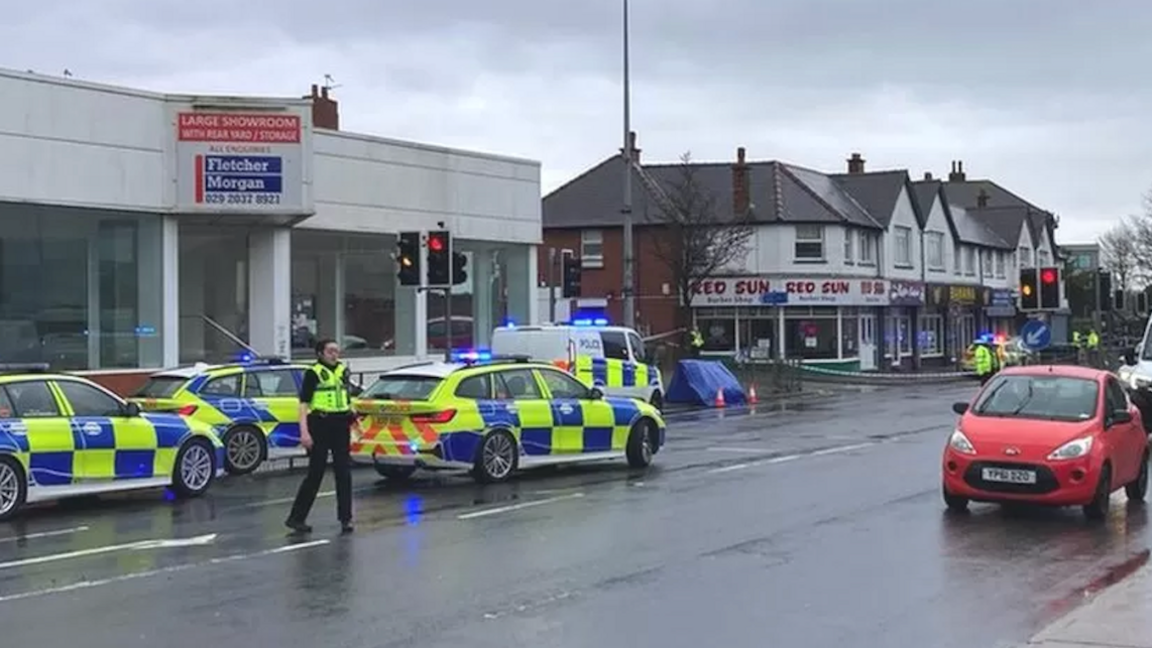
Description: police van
xmin=490 ymin=319 xmax=665 ymax=410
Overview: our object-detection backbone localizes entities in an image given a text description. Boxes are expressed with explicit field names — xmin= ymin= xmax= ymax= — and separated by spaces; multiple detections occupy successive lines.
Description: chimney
xmin=948 ymin=160 xmax=966 ymax=182
xmin=847 ymin=152 xmax=865 ymax=174
xmin=923 ymin=172 xmax=933 ymax=180
xmin=732 ymin=146 xmax=750 ymax=214
xmin=976 ymin=188 xmax=989 ymax=208
xmin=305 ymin=84 xmax=340 ymax=130
xmin=620 ymin=131 xmax=640 ymax=163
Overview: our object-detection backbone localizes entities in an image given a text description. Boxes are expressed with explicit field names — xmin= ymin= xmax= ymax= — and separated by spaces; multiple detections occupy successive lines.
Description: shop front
xmin=887 ymin=280 xmax=925 ymax=370
xmin=984 ymin=289 xmax=1018 ymax=338
xmin=923 ymin=282 xmax=987 ymax=366
xmin=689 ymin=276 xmax=889 ymax=371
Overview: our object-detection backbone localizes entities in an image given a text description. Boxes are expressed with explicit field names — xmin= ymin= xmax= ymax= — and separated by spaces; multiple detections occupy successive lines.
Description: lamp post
xmin=621 ymin=0 xmax=635 ymax=328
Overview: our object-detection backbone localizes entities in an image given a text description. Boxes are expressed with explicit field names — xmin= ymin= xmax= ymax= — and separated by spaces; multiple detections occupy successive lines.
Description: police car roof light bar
xmin=0 ymin=363 xmax=51 ymax=374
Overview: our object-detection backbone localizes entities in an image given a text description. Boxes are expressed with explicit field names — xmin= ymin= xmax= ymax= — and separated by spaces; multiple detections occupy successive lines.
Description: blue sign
xmin=197 ymin=155 xmax=284 ymax=205
xmin=1019 ymin=319 xmax=1051 ymax=351
xmin=759 ymin=291 xmax=788 ymax=305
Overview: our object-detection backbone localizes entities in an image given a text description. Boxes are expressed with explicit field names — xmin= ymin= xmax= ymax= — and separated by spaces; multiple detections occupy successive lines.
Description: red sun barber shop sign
xmin=689 ymin=277 xmax=890 ymax=307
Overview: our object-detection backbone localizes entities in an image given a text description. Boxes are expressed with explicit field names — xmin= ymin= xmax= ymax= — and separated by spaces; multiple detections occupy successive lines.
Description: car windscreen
xmin=972 ymin=375 xmax=1098 ymax=421
xmin=133 ymin=376 xmax=187 ymax=398
xmin=361 ymin=375 xmax=443 ymax=401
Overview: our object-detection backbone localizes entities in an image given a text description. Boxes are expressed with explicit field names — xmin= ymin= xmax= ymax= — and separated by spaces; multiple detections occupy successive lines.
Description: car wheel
xmin=942 ymin=485 xmax=969 ymax=512
xmin=374 ymin=465 xmax=417 ymax=481
xmin=1126 ymin=451 xmax=1149 ymax=502
xmin=0 ymin=456 xmax=27 ymax=522
xmin=626 ymin=419 xmax=655 ymax=469
xmin=649 ymin=391 xmax=664 ymax=412
xmin=1083 ymin=465 xmax=1113 ymax=521
xmin=473 ymin=430 xmax=518 ymax=484
xmin=222 ymin=426 xmax=266 ymax=475
xmin=172 ymin=438 xmax=216 ymax=498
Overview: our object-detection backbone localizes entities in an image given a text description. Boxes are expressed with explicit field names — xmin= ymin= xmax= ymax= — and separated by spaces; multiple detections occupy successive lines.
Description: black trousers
xmin=288 ymin=413 xmax=353 ymax=523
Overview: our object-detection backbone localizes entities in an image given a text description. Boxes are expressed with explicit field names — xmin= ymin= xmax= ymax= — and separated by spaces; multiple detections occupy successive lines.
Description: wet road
xmin=1 ymin=383 xmax=1150 ymax=648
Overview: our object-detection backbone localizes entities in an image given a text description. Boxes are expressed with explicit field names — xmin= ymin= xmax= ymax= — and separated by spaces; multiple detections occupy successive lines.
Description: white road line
xmin=707 ymin=447 xmax=771 ymax=454
xmin=457 ymin=493 xmax=585 ymax=520
xmin=810 ymin=442 xmax=875 ymax=456
xmin=0 ymin=525 xmax=89 ymax=544
xmin=0 ymin=533 xmax=218 ymax=571
xmin=0 ymin=539 xmax=329 ymax=604
xmin=706 ymin=442 xmax=878 ymax=474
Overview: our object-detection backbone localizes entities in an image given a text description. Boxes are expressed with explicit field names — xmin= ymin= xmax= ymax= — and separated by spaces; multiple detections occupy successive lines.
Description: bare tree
xmin=639 ymin=152 xmax=755 ymax=342
xmin=1099 ymin=218 xmax=1141 ymax=290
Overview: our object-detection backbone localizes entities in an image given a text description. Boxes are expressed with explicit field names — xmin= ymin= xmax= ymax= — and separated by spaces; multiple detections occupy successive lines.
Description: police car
xmin=129 ymin=357 xmax=319 ymax=475
xmin=490 ymin=318 xmax=665 ymax=410
xmin=0 ymin=364 xmax=223 ymax=521
xmin=350 ymin=353 xmax=667 ymax=483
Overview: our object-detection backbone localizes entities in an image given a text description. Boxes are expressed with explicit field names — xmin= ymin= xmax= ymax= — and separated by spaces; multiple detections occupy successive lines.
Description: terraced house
xmin=542 ymin=144 xmax=1066 ymax=371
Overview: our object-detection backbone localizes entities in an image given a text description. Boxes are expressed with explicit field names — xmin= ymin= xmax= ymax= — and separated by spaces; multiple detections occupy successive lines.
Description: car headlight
xmin=1048 ymin=436 xmax=1094 ymax=460
xmin=948 ymin=429 xmax=976 ymax=455
xmin=1136 ymin=376 xmax=1152 ymax=389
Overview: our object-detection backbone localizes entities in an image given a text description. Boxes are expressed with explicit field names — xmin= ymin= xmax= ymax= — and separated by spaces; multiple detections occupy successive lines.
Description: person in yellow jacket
xmin=974 ymin=341 xmax=997 ymax=385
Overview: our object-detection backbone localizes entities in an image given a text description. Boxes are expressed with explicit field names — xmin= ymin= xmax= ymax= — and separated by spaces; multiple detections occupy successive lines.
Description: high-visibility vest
xmin=975 ymin=345 xmax=993 ymax=374
xmin=1087 ymin=331 xmax=1099 ymax=349
xmin=309 ymin=362 xmax=351 ymax=413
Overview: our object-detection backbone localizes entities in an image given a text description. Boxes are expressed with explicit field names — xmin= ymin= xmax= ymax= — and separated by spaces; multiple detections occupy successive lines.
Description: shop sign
xmin=888 ymin=280 xmax=924 ymax=306
xmin=926 ymin=283 xmax=988 ymax=307
xmin=690 ymin=276 xmax=889 ymax=307
xmin=173 ymin=105 xmax=312 ymax=215
xmin=986 ymin=288 xmax=1017 ymax=317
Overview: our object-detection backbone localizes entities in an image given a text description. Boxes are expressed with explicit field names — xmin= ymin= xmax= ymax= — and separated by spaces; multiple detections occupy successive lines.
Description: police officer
xmin=974 ymin=340 xmax=996 ymax=385
xmin=689 ymin=328 xmax=704 ymax=357
xmin=286 ymin=338 xmax=357 ymax=534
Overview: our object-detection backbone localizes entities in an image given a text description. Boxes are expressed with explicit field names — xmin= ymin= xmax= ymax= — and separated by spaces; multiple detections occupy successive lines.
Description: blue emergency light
xmin=450 ymin=349 xmax=493 ymax=363
xmin=571 ymin=317 xmax=609 ymax=327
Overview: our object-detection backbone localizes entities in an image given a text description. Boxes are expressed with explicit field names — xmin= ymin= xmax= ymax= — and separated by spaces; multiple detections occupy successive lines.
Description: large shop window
xmin=785 ymin=307 xmax=838 ymax=360
xmin=919 ymin=314 xmax=943 ymax=356
xmin=179 ymin=224 xmax=250 ymax=364
xmin=697 ymin=315 xmax=736 ymax=352
xmin=0 ymin=204 xmax=163 ymax=370
xmin=291 ymin=231 xmax=397 ymax=358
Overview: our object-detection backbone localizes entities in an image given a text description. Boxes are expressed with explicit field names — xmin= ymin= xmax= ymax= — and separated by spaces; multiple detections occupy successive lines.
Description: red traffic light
xmin=1040 ymin=268 xmax=1057 ymax=284
xmin=428 ymin=235 xmax=445 ymax=252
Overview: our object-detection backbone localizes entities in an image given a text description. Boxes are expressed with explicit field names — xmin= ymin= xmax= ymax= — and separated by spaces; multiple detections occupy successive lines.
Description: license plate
xmin=982 ymin=467 xmax=1037 ymax=484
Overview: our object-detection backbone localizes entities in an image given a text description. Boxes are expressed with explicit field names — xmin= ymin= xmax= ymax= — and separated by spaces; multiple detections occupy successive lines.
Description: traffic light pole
xmin=548 ymin=247 xmax=557 ymax=323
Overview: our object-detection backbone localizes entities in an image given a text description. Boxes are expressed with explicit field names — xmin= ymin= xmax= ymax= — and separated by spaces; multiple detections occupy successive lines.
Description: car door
xmin=490 ymin=368 xmax=554 ymax=457
xmin=242 ymin=368 xmax=303 ymax=450
xmin=1 ymin=379 xmax=76 ymax=486
xmin=1105 ymin=377 xmax=1143 ymax=483
xmin=53 ymin=378 xmax=159 ymax=481
xmin=537 ymin=367 xmax=620 ymax=455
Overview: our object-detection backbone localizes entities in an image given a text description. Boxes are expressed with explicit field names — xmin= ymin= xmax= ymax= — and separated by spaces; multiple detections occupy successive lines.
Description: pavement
xmin=1 ymin=382 xmax=1151 ymax=647
xmin=1013 ymin=561 xmax=1152 ymax=647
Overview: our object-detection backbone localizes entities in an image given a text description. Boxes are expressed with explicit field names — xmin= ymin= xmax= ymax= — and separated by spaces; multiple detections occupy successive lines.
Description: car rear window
xmin=133 ymin=377 xmax=188 ymax=398
xmin=973 ymin=375 xmax=1098 ymax=421
xmin=362 ymin=375 xmax=443 ymax=401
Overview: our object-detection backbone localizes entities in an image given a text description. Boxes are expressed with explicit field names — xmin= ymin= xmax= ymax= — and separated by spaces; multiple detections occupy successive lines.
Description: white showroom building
xmin=0 ymin=68 xmax=541 ymax=390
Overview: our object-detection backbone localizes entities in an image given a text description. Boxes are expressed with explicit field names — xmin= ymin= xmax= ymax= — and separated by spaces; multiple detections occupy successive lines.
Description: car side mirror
xmin=1111 ymin=410 xmax=1133 ymax=425
xmin=123 ymin=401 xmax=141 ymax=417
xmin=952 ymin=402 xmax=969 ymax=415
xmin=589 ymin=386 xmax=605 ymax=400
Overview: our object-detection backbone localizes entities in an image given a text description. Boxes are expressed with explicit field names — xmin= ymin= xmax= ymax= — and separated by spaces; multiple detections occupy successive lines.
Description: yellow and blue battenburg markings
xmin=182 ymin=371 xmax=302 ymax=448
xmin=574 ymin=356 xmax=660 ymax=389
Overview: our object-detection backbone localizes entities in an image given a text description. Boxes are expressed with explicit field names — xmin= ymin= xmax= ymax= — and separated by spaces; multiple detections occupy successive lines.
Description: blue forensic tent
xmin=665 ymin=360 xmax=747 ymax=406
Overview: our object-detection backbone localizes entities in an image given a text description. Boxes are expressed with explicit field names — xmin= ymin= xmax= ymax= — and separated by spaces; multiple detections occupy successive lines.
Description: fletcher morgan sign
xmin=690 ymin=277 xmax=890 ymax=307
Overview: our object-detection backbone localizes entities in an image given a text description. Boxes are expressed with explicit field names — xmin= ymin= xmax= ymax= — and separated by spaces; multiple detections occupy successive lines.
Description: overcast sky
xmin=5 ymin=0 xmax=1151 ymax=245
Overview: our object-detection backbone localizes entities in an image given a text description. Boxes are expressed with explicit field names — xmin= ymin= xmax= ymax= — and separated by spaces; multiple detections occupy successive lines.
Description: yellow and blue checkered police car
xmin=490 ymin=319 xmax=665 ymax=410
xmin=129 ymin=357 xmax=313 ymax=475
xmin=0 ymin=364 xmax=223 ymax=521
xmin=350 ymin=353 xmax=667 ymax=483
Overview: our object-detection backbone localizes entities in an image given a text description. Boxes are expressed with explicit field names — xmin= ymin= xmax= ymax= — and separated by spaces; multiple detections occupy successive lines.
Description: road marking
xmin=0 ymin=539 xmax=329 ymax=604
xmin=0 ymin=525 xmax=89 ymax=544
xmin=706 ymin=441 xmax=878 ymax=474
xmin=0 ymin=533 xmax=218 ymax=571
xmin=707 ymin=447 xmax=770 ymax=454
xmin=457 ymin=493 xmax=585 ymax=520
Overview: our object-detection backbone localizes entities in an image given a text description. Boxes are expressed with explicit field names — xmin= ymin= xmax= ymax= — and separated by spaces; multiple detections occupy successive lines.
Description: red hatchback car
xmin=943 ymin=365 xmax=1150 ymax=520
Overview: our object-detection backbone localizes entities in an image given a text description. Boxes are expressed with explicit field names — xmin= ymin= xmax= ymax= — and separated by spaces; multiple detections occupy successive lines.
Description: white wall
xmin=308 ymin=130 xmax=542 ymax=245
xmin=882 ymin=186 xmax=922 ymax=281
xmin=735 ymin=223 xmax=881 ymax=277
xmin=920 ymin=189 xmax=955 ymax=282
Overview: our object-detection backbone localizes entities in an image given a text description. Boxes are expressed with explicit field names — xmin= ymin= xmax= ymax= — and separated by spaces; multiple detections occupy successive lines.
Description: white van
xmin=490 ymin=323 xmax=664 ymax=409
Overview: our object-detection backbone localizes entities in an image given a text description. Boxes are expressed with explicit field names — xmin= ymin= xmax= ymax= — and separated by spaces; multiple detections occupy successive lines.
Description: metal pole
xmin=621 ymin=0 xmax=635 ymax=329
xmin=444 ymin=288 xmax=453 ymax=362
xmin=549 ymin=247 xmax=557 ymax=323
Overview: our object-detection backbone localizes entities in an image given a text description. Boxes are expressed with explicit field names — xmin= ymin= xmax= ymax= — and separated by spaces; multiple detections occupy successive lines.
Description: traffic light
xmin=1098 ymin=270 xmax=1113 ymax=311
xmin=397 ymin=231 xmax=421 ymax=286
xmin=1019 ymin=267 xmax=1038 ymax=310
xmin=1039 ymin=266 xmax=1060 ymax=310
xmin=451 ymin=251 xmax=468 ymax=285
xmin=561 ymin=254 xmax=582 ymax=298
xmin=426 ymin=230 xmax=451 ymax=286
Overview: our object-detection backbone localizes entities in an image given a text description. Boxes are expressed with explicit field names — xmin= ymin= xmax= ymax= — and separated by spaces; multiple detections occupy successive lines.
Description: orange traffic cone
xmin=748 ymin=384 xmax=759 ymax=404
xmin=714 ymin=388 xmax=726 ymax=408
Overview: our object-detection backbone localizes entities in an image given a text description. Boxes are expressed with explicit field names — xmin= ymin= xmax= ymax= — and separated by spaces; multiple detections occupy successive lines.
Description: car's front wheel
xmin=0 ymin=456 xmax=27 ymax=522
xmin=1126 ymin=451 xmax=1149 ymax=502
xmin=172 ymin=438 xmax=216 ymax=498
xmin=1083 ymin=465 xmax=1113 ymax=521
xmin=473 ymin=430 xmax=518 ymax=484
xmin=942 ymin=485 xmax=969 ymax=512
xmin=626 ymin=419 xmax=655 ymax=468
